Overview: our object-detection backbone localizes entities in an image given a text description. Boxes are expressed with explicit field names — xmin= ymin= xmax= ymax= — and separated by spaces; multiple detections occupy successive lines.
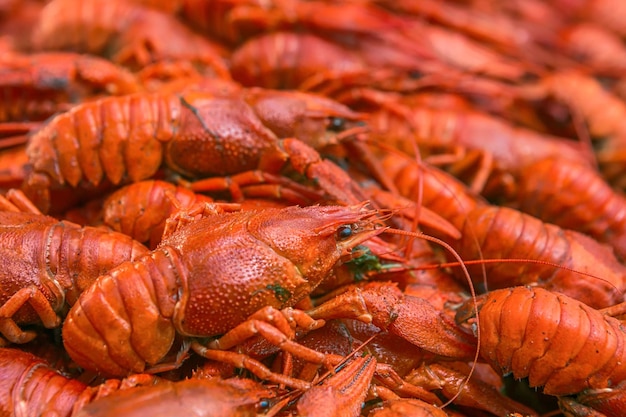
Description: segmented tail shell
xmin=475 ymin=286 xmax=626 ymax=396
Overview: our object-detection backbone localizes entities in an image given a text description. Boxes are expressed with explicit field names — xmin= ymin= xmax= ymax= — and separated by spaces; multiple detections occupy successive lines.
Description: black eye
xmin=328 ymin=117 xmax=346 ymax=132
xmin=337 ymin=225 xmax=353 ymax=240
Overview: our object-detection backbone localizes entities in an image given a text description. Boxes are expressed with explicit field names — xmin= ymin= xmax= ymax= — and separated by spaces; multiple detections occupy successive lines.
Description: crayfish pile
xmin=2 ymin=0 xmax=626 ymax=416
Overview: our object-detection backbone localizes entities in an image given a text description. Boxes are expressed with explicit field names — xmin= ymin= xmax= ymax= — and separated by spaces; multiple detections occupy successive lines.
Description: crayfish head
xmin=167 ymin=92 xmax=278 ymax=178
xmin=248 ymin=204 xmax=386 ymax=291
xmin=244 ymin=87 xmax=368 ymax=149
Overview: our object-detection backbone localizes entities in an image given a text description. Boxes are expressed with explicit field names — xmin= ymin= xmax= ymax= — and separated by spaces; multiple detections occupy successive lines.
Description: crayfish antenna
xmin=0 ymin=133 xmax=30 ymax=150
xmin=420 ymin=258 xmax=622 ymax=298
xmin=338 ymin=95 xmax=491 ymax=293
xmin=379 ymin=227 xmax=481 ymax=409
xmin=0 ymin=122 xmax=41 ymax=144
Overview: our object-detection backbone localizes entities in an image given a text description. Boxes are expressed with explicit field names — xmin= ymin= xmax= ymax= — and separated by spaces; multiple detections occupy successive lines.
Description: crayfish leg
xmin=2 ymin=189 xmax=42 ymax=214
xmin=160 ymin=201 xmax=240 ymax=239
xmin=191 ymin=343 xmax=311 ymax=391
xmin=372 ymin=363 xmax=442 ymax=405
xmin=204 ymin=311 xmax=329 ymax=366
xmin=443 ymin=148 xmax=494 ymax=195
xmin=366 ymin=398 xmax=449 ymax=417
xmin=407 ymin=363 xmax=539 ymax=416
xmin=188 ymin=306 xmax=351 ymax=390
xmin=21 ymin=172 xmax=52 ymax=214
xmin=574 ymin=381 xmax=626 ymax=417
xmin=558 ymin=396 xmax=608 ymax=417
xmin=599 ymin=300 xmax=626 ymax=319
xmin=185 ymin=170 xmax=324 ymax=204
xmin=0 ymin=286 xmax=61 ymax=344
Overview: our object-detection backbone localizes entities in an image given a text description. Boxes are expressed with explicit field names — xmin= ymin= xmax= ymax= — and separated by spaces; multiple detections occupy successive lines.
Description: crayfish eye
xmin=336 ymin=225 xmax=354 ymax=240
xmin=257 ymin=398 xmax=271 ymax=411
xmin=328 ymin=116 xmax=346 ymax=132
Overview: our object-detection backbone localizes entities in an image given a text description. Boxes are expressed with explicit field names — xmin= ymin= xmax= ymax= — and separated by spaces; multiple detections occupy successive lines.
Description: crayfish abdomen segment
xmin=26 ymin=93 xmax=182 ymax=189
xmin=62 ymin=249 xmax=182 ymax=377
xmin=476 ymin=286 xmax=626 ymax=396
xmin=0 ymin=210 xmax=148 ymax=332
xmin=52 ymin=219 xmax=149 ymax=304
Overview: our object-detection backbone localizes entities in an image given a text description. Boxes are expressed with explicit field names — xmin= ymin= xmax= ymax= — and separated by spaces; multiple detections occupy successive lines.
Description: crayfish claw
xmin=297 ymin=355 xmax=377 ymax=417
